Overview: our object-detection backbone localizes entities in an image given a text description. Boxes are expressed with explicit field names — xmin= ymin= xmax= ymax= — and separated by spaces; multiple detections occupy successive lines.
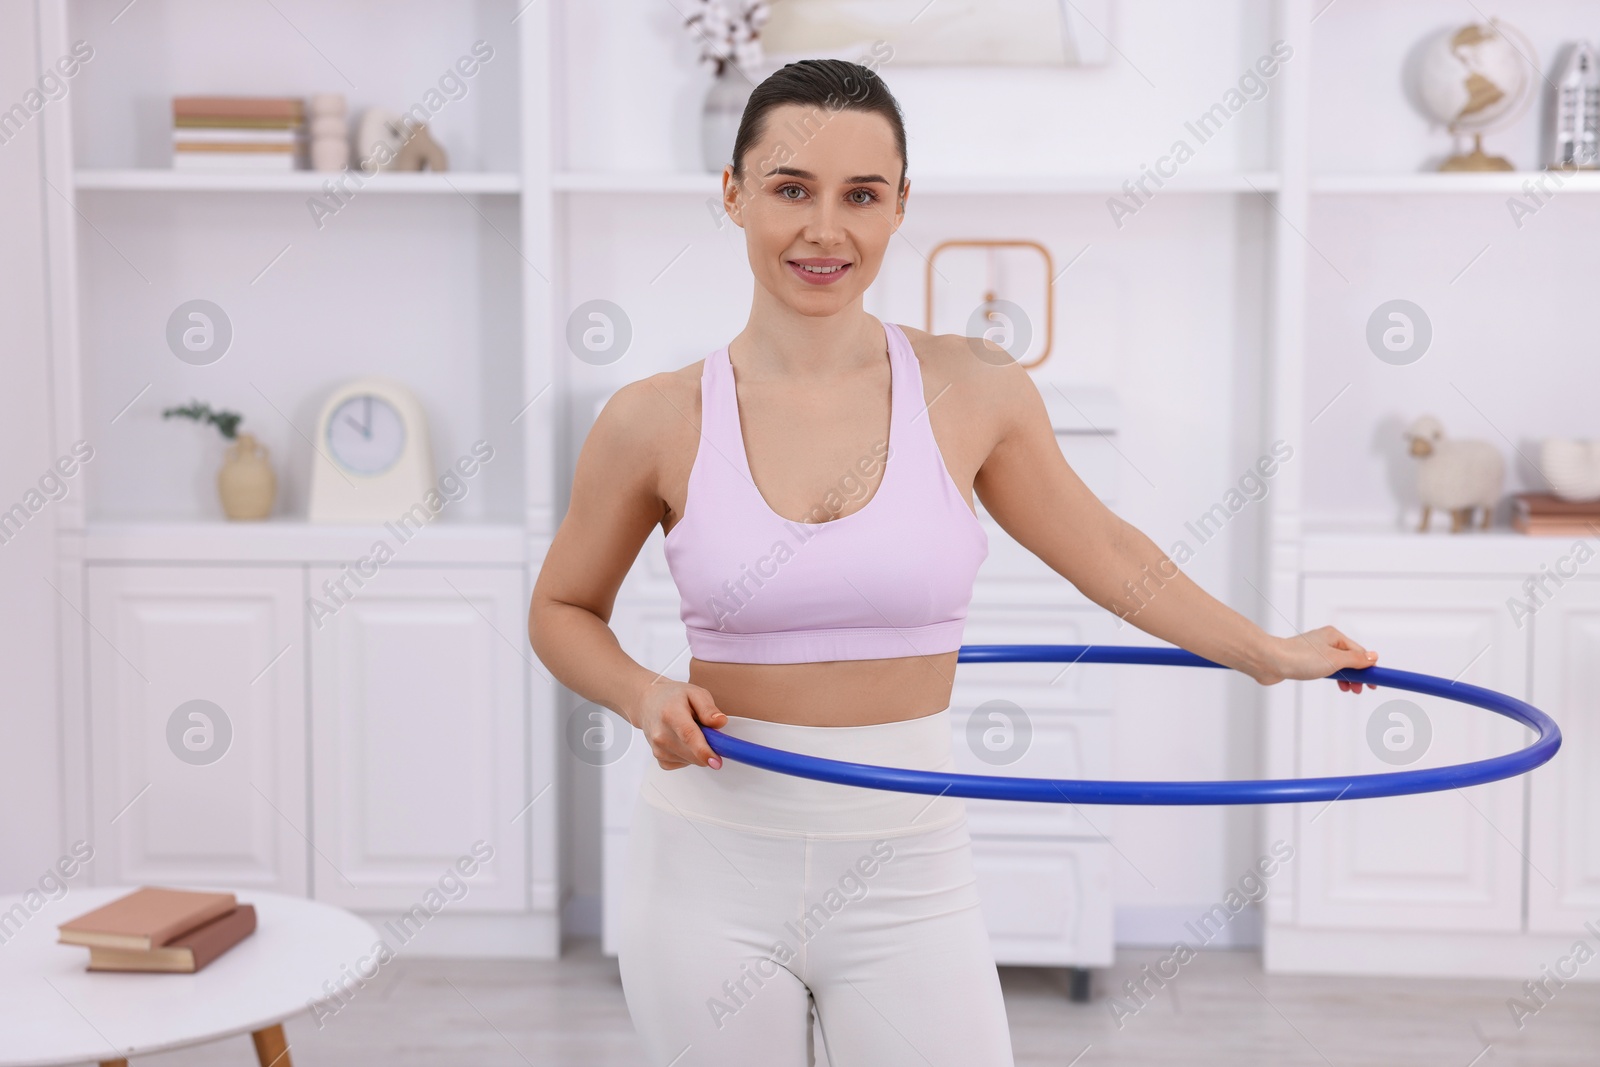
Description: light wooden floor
xmin=132 ymin=939 xmax=1599 ymax=1066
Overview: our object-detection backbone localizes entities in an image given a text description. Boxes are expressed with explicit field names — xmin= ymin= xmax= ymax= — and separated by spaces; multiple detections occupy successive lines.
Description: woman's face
xmin=723 ymin=103 xmax=906 ymax=316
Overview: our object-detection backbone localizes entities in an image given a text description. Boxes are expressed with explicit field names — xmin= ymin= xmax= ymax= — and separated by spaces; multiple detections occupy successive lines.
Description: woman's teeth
xmin=798 ymin=264 xmax=844 ymax=273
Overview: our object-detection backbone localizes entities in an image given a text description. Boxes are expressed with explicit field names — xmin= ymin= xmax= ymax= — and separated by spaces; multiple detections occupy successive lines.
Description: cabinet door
xmin=309 ymin=565 xmax=526 ymax=911
xmin=1529 ymin=578 xmax=1600 ymax=931
xmin=972 ymin=836 xmax=1114 ymax=966
xmin=86 ymin=565 xmax=306 ymax=893
xmin=1297 ymin=577 xmax=1528 ymax=932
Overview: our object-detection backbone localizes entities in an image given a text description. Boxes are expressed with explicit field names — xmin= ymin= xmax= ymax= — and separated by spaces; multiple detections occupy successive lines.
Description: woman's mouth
xmin=787 ymin=259 xmax=852 ymax=286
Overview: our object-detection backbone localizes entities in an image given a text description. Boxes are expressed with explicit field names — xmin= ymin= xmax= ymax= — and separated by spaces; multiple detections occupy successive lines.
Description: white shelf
xmin=1299 ymin=523 xmax=1588 ymax=575
xmin=553 ymin=170 xmax=1281 ymax=195
xmin=1313 ymin=171 xmax=1600 ymax=194
xmin=82 ymin=519 xmax=528 ymax=564
xmin=74 ymin=169 xmax=522 ymax=194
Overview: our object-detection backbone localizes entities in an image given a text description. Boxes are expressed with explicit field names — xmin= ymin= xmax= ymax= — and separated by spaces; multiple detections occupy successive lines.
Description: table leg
xmin=251 ymin=1022 xmax=292 ymax=1067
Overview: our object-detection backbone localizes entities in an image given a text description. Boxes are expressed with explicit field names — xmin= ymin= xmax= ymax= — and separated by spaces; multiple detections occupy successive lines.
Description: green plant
xmin=163 ymin=400 xmax=243 ymax=440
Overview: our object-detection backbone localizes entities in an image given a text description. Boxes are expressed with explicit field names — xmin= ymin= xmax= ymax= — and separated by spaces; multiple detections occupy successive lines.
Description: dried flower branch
xmin=684 ymin=0 xmax=770 ymax=77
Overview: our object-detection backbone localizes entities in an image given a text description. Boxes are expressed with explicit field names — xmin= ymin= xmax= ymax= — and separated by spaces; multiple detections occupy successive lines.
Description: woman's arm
xmin=529 ymin=377 xmax=729 ymax=767
xmin=968 ymin=345 xmax=1377 ymax=691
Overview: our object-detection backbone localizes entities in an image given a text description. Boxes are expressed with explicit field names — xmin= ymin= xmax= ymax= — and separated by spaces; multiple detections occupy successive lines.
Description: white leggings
xmin=617 ymin=708 xmax=1015 ymax=1066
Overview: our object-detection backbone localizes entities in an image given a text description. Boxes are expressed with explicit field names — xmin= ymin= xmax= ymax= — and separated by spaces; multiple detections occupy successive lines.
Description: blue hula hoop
xmin=699 ymin=644 xmax=1562 ymax=806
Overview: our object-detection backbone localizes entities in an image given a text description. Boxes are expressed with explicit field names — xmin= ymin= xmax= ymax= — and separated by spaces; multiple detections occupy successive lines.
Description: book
xmin=1512 ymin=515 xmax=1600 ymax=537
xmin=171 ymin=128 xmax=301 ymax=145
xmin=85 ymin=904 xmax=256 ymax=973
xmin=1511 ymin=493 xmax=1600 ymax=535
xmin=173 ymin=116 xmax=304 ymax=130
xmin=1513 ymin=491 xmax=1600 ymax=517
xmin=173 ymin=141 xmax=297 ymax=154
xmin=171 ymin=152 xmax=299 ymax=171
xmin=172 ymin=96 xmax=304 ymax=121
xmin=58 ymin=886 xmax=237 ymax=952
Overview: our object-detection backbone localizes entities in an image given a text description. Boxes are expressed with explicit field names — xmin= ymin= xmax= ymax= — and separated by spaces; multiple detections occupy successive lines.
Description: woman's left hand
xmin=1251 ymin=626 xmax=1379 ymax=693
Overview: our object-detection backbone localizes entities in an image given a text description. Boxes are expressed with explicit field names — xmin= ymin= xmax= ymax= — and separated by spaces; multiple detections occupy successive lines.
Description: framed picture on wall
xmin=760 ymin=0 xmax=1114 ymax=66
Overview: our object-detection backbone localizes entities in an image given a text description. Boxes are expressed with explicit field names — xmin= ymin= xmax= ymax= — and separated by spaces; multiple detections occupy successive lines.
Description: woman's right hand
xmin=631 ymin=679 xmax=727 ymax=770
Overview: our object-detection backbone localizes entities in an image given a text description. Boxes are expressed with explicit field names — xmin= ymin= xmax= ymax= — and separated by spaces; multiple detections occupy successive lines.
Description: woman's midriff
xmin=687 ymin=651 xmax=959 ymax=727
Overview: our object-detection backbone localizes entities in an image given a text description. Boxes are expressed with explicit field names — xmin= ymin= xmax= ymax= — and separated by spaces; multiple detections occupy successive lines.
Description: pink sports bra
xmin=662 ymin=319 xmax=989 ymax=664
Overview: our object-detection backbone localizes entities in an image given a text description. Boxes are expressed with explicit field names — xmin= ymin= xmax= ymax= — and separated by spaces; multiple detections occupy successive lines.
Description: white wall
xmin=0 ymin=0 xmax=69 ymax=891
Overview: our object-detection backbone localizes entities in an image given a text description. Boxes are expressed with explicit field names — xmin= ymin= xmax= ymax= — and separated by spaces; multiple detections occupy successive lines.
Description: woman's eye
xmin=774 ymin=184 xmax=879 ymax=204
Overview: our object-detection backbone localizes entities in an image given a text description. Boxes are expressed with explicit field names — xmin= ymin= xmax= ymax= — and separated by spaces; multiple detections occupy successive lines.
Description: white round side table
xmin=0 ymin=885 xmax=379 ymax=1067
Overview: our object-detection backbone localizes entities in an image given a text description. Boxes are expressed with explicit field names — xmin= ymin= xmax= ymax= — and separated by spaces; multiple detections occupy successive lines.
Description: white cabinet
xmin=308 ymin=565 xmax=528 ymax=911
xmin=1528 ymin=580 xmax=1600 ymax=931
xmin=82 ymin=555 xmax=538 ymax=933
xmin=971 ymin=838 xmax=1114 ymax=965
xmin=955 ymin=604 xmax=1118 ymax=968
xmin=86 ymin=565 xmax=308 ymax=894
xmin=1267 ymin=552 xmax=1600 ymax=979
xmin=599 ymin=590 xmax=692 ymax=957
xmin=1296 ymin=576 xmax=1528 ymax=932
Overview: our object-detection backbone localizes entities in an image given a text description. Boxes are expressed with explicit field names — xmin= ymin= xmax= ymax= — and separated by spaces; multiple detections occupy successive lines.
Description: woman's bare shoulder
xmin=586 ymin=360 xmax=705 ymax=483
xmin=895 ymin=321 xmax=1034 ymax=410
xmin=595 ymin=361 xmax=702 ymax=434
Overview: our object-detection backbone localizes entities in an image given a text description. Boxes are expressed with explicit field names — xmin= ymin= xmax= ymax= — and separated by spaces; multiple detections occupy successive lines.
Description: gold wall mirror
xmin=924 ymin=238 xmax=1055 ymax=370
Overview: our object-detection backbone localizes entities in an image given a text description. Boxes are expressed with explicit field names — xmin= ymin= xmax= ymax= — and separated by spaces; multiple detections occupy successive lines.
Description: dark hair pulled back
xmin=728 ymin=57 xmax=907 ymax=198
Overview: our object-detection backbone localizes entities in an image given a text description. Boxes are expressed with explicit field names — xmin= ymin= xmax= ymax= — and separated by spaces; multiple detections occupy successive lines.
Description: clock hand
xmin=344 ymin=415 xmax=370 ymax=439
xmin=361 ymin=396 xmax=372 ymax=438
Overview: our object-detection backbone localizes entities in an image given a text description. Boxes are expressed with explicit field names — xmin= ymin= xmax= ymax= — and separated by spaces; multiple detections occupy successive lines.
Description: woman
xmin=529 ymin=58 xmax=1377 ymax=1067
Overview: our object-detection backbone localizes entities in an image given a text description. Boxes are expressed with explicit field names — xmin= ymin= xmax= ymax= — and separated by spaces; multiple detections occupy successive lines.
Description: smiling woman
xmin=526 ymin=57 xmax=1378 ymax=1067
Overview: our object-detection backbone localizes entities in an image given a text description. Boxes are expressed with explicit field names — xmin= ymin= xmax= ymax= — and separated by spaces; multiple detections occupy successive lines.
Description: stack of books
xmin=1513 ymin=492 xmax=1600 ymax=536
xmin=172 ymin=96 xmax=304 ymax=171
xmin=57 ymin=886 xmax=256 ymax=973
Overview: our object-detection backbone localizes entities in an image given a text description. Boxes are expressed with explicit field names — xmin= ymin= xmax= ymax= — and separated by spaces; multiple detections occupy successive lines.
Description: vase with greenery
xmin=163 ymin=400 xmax=276 ymax=521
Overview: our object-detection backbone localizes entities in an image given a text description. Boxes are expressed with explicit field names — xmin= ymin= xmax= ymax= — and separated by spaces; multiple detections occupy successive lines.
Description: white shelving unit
xmin=1313 ymin=171 xmax=1600 ymax=193
xmin=1258 ymin=1 xmax=1600 ymax=979
xmin=550 ymin=169 xmax=1282 ymax=194
xmin=74 ymin=169 xmax=523 ymax=193
xmin=38 ymin=0 xmax=561 ymax=957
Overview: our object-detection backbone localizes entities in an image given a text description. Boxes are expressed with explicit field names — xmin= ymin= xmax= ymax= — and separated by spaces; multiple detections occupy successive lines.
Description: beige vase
xmin=218 ymin=432 xmax=276 ymax=520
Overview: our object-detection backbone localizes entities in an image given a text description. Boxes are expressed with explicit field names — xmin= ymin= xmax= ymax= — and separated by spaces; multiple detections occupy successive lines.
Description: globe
xmin=1410 ymin=20 xmax=1536 ymax=171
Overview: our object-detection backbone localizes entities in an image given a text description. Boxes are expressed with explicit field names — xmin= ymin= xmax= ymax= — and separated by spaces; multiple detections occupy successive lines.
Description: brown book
xmin=58 ymin=887 xmax=237 ymax=951
xmin=1514 ymin=492 xmax=1600 ymax=517
xmin=1512 ymin=514 xmax=1600 ymax=536
xmin=86 ymin=904 xmax=256 ymax=974
xmin=172 ymin=96 xmax=304 ymax=121
xmin=173 ymin=142 xmax=297 ymax=154
xmin=173 ymin=116 xmax=304 ymax=130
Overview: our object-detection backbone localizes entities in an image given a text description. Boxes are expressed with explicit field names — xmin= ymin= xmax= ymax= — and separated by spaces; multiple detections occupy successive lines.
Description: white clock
xmin=308 ymin=376 xmax=435 ymax=523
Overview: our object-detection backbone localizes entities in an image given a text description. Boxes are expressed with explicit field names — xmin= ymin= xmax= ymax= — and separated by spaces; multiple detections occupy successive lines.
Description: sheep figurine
xmin=1404 ymin=415 xmax=1504 ymax=533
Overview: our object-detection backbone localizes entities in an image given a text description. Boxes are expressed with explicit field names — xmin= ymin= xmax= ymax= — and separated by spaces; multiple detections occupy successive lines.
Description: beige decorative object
xmin=355 ymin=108 xmax=448 ymax=174
xmin=1540 ymin=438 xmax=1600 ymax=502
xmin=218 ymin=432 xmax=276 ymax=520
xmin=308 ymin=92 xmax=348 ymax=173
xmin=1404 ymin=415 xmax=1504 ymax=532
xmin=355 ymin=108 xmax=404 ymax=173
xmin=310 ymin=139 xmax=349 ymax=172
xmin=390 ymin=123 xmax=448 ymax=171
xmin=1409 ymin=20 xmax=1537 ymax=172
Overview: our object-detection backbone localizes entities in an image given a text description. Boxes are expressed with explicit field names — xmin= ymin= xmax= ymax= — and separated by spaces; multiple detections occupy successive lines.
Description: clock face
xmin=327 ymin=394 xmax=406 ymax=476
